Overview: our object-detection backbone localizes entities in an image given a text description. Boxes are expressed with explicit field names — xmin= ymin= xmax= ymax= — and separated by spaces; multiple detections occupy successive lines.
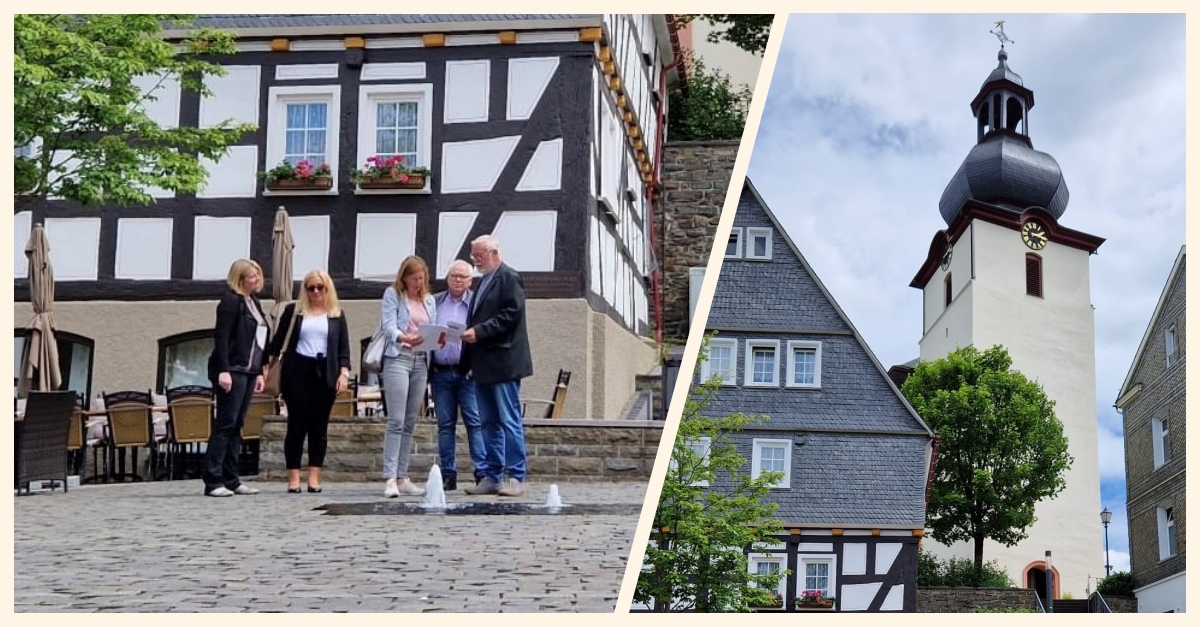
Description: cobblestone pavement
xmin=13 ymin=479 xmax=647 ymax=612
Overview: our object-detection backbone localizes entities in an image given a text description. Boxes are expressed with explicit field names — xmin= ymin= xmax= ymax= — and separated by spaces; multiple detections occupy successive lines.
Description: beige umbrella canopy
xmin=270 ymin=206 xmax=296 ymax=328
xmin=18 ymin=224 xmax=62 ymax=396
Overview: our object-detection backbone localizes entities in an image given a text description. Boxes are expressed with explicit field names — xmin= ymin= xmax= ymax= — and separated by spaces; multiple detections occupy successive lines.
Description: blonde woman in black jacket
xmin=264 ymin=269 xmax=351 ymax=493
xmin=204 ymin=259 xmax=268 ymax=497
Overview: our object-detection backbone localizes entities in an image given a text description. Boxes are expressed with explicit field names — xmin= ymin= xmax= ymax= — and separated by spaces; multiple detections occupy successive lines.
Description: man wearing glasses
xmin=430 ymin=260 xmax=486 ymax=491
xmin=461 ymin=235 xmax=532 ymax=497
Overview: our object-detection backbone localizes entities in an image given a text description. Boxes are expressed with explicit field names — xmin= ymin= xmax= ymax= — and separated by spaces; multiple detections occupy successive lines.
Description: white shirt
xmin=295 ymin=314 xmax=330 ymax=358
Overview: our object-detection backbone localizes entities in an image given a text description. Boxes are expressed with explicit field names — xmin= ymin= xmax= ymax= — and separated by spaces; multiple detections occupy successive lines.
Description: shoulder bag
xmin=263 ymin=307 xmax=299 ymax=397
xmin=362 ymin=323 xmax=389 ymax=374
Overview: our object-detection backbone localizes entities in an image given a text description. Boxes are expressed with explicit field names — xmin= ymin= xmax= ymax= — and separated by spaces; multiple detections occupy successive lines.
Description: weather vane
xmin=990 ymin=21 xmax=1015 ymax=47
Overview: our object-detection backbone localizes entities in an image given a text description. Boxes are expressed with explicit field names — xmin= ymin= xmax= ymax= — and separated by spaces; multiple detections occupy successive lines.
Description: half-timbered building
xmin=14 ymin=14 xmax=685 ymax=419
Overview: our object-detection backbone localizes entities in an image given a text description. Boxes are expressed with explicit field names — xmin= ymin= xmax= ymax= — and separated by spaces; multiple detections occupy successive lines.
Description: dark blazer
xmin=464 ymin=263 xmax=532 ymax=385
xmin=207 ymin=291 xmax=269 ymax=379
xmin=264 ymin=303 xmax=351 ymax=389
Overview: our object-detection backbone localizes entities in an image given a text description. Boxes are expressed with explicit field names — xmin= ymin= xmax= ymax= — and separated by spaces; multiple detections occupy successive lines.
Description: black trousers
xmin=281 ymin=354 xmax=337 ymax=469
xmin=203 ymin=371 xmax=254 ymax=491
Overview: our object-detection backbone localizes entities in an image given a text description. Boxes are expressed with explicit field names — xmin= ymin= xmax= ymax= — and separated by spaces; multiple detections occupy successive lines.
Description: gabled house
xmin=680 ymin=179 xmax=935 ymax=612
xmin=1114 ymin=245 xmax=1185 ymax=613
xmin=14 ymin=14 xmax=685 ymax=419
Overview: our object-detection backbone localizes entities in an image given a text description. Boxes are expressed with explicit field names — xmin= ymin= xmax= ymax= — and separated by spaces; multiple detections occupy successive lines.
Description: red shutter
xmin=1026 ymin=254 xmax=1042 ymax=298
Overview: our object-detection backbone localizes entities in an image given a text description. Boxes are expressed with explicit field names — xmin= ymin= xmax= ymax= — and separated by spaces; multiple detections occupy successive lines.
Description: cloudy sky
xmin=746 ymin=13 xmax=1186 ymax=574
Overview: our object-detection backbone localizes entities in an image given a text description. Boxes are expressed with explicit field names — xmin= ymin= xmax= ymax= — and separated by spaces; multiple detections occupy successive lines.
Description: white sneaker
xmin=384 ymin=480 xmax=400 ymax=498
xmin=234 ymin=484 xmax=259 ymax=495
xmin=206 ymin=487 xmax=234 ymax=497
xmin=396 ymin=478 xmax=425 ymax=496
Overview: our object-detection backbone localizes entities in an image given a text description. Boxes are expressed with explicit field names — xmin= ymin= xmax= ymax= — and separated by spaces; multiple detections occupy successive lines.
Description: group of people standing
xmin=201 ymin=234 xmax=533 ymax=499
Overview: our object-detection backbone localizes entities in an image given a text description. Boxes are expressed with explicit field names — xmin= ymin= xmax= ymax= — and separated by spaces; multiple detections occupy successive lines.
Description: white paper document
xmin=415 ymin=322 xmax=465 ymax=352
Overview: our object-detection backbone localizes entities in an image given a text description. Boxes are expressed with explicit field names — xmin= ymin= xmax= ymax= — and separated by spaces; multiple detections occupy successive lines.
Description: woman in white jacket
xmin=379 ymin=255 xmax=437 ymax=497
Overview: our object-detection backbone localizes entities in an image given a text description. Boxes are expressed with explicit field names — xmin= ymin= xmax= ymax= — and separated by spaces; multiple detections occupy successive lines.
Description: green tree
xmin=677 ymin=15 xmax=774 ymax=56
xmin=636 ymin=336 xmax=785 ymax=612
xmin=668 ymin=56 xmax=751 ymax=142
xmin=901 ymin=345 xmax=1073 ymax=574
xmin=1096 ymin=571 xmax=1134 ymax=597
xmin=14 ymin=14 xmax=255 ymax=210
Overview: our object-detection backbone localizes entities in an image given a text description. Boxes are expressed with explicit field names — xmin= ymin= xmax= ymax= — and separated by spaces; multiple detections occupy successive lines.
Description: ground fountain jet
xmin=422 ymin=465 xmax=447 ymax=509
xmin=545 ymin=484 xmax=564 ymax=509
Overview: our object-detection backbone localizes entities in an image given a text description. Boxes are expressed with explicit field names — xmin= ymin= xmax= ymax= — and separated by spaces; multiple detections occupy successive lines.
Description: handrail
xmin=1032 ymin=590 xmax=1046 ymax=613
xmin=1089 ymin=590 xmax=1112 ymax=613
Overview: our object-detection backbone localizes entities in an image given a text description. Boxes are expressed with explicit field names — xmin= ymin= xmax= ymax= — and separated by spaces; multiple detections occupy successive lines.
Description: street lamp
xmin=1101 ymin=507 xmax=1113 ymax=577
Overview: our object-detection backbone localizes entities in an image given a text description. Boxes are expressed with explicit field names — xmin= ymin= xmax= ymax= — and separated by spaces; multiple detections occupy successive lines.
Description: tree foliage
xmin=917 ymin=548 xmax=1014 ymax=588
xmin=668 ymin=56 xmax=751 ymax=142
xmin=14 ymin=14 xmax=255 ymax=210
xmin=635 ymin=336 xmax=785 ymax=612
xmin=1096 ymin=571 xmax=1134 ymax=597
xmin=901 ymin=345 xmax=1073 ymax=572
xmin=677 ymin=14 xmax=774 ymax=56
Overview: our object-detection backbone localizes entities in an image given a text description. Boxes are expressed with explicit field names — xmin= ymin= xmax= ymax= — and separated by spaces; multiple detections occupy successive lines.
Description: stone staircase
xmin=1046 ymin=599 xmax=1089 ymax=613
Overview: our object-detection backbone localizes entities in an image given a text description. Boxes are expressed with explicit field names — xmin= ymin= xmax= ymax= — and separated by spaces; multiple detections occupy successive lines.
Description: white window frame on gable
xmin=786 ymin=340 xmax=822 ymax=389
xmin=264 ymin=85 xmax=341 ymax=196
xmin=1165 ymin=324 xmax=1176 ymax=366
xmin=745 ymin=339 xmax=780 ymax=387
xmin=748 ymin=552 xmax=787 ymax=599
xmin=356 ymin=83 xmax=434 ymax=194
xmin=725 ymin=227 xmax=743 ymax=259
xmin=745 ymin=227 xmax=772 ymax=260
xmin=700 ymin=337 xmax=737 ymax=386
xmin=669 ymin=436 xmax=712 ymax=487
xmin=1152 ymin=415 xmax=1170 ymax=468
xmin=796 ymin=555 xmax=837 ymax=599
xmin=1157 ymin=505 xmax=1177 ymax=560
xmin=751 ymin=438 xmax=792 ymax=488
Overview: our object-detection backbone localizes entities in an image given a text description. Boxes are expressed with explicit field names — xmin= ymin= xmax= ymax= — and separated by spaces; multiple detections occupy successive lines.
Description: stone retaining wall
xmin=916 ymin=588 xmax=1137 ymax=612
xmin=259 ymin=415 xmax=663 ymax=483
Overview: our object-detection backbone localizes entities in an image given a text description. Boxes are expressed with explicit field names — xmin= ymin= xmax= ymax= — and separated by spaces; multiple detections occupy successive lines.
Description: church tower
xmin=908 ymin=44 xmax=1105 ymax=598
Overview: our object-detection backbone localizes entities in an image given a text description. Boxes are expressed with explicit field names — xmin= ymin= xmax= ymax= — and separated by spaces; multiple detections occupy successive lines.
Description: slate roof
xmin=938 ymin=134 xmax=1069 ymax=225
xmin=186 ymin=14 xmax=599 ymax=31
xmin=700 ymin=178 xmax=932 ymax=527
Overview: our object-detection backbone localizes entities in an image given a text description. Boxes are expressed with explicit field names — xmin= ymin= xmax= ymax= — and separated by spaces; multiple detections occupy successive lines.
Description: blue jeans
xmin=475 ymin=380 xmax=527 ymax=483
xmin=430 ymin=369 xmax=486 ymax=482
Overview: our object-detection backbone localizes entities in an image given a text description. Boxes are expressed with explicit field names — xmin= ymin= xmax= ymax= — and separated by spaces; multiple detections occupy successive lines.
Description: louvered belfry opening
xmin=1026 ymin=253 xmax=1043 ymax=297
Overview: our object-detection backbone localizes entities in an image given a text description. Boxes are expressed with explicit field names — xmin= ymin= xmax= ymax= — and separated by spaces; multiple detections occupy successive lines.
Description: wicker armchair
xmin=330 ymin=379 xmax=358 ymax=418
xmin=15 ymin=391 xmax=77 ymax=495
xmin=164 ymin=385 xmax=214 ymax=480
xmin=521 ymin=369 xmax=572 ymax=419
xmin=240 ymin=394 xmax=278 ymax=476
xmin=102 ymin=390 xmax=156 ymax=482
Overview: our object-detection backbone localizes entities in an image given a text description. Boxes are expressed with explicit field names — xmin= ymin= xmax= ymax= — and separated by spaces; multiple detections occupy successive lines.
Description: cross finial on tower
xmin=990 ymin=21 xmax=1015 ymax=48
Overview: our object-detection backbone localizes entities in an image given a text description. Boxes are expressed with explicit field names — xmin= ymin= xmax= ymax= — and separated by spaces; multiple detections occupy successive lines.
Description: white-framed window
xmin=748 ymin=553 xmax=786 ymax=598
xmin=670 ymin=436 xmax=712 ymax=487
xmin=786 ymin=340 xmax=822 ymax=389
xmin=746 ymin=227 xmax=772 ymax=260
xmin=356 ymin=83 xmax=433 ymax=193
xmin=725 ymin=227 xmax=743 ymax=258
xmin=1157 ymin=505 xmax=1177 ymax=560
xmin=1165 ymin=325 xmax=1176 ymax=366
xmin=797 ymin=555 xmax=836 ymax=598
xmin=265 ymin=85 xmax=341 ymax=195
xmin=1152 ymin=416 xmax=1170 ymax=468
xmin=700 ymin=337 xmax=737 ymax=386
xmin=744 ymin=340 xmax=780 ymax=387
xmin=751 ymin=438 xmax=791 ymax=488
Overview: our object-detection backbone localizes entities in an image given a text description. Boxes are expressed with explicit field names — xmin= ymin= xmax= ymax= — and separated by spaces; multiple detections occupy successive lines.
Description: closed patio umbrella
xmin=270 ymin=206 xmax=295 ymax=329
xmin=18 ymin=224 xmax=62 ymax=396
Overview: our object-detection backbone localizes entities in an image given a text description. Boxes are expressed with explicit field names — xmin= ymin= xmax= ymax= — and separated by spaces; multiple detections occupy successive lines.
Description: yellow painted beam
xmin=579 ymin=27 xmax=603 ymax=43
xmin=270 ymin=38 xmax=290 ymax=52
xmin=423 ymin=33 xmax=446 ymax=47
xmin=344 ymin=36 xmax=365 ymax=49
xmin=499 ymin=31 xmax=517 ymax=45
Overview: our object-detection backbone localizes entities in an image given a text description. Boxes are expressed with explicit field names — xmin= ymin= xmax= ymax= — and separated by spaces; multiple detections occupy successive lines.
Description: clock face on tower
xmin=1022 ymin=221 xmax=1048 ymax=250
xmin=941 ymin=244 xmax=953 ymax=270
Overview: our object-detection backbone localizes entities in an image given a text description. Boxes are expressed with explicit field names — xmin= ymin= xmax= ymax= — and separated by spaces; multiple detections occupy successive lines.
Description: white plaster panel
xmin=589 ymin=216 xmax=602 ymax=296
xmin=507 ymin=57 xmax=559 ymax=120
xmin=13 ymin=212 xmax=32 ymax=278
xmin=879 ymin=530 xmax=913 ymax=537
xmin=199 ymin=65 xmax=260 ymax=128
xmin=275 ymin=64 xmax=339 ymax=80
xmin=436 ymin=212 xmax=479 ymax=279
xmin=517 ymin=31 xmax=578 ymax=44
xmin=197 ymin=145 xmax=259 ymax=198
xmin=875 ymin=543 xmax=902 ymax=575
xmin=115 ymin=218 xmax=173 ymax=280
xmin=235 ymin=42 xmax=272 ymax=53
xmin=46 ymin=150 xmax=81 ymax=200
xmin=361 ymin=62 xmax=425 ymax=81
xmin=796 ymin=543 xmax=834 ymax=552
xmin=132 ymin=73 xmax=181 ymax=128
xmin=355 ymin=214 xmax=417 ymax=280
xmin=192 ymin=217 xmax=251 ymax=281
xmin=843 ymin=530 xmax=874 ymax=536
xmin=601 ymin=227 xmax=616 ymax=305
xmin=516 ymin=138 xmax=563 ymax=191
xmin=444 ymin=60 xmax=490 ymax=124
xmin=289 ymin=40 xmax=343 ymax=52
xmin=881 ymin=584 xmax=904 ymax=611
xmin=440 ymin=136 xmax=520 ymax=194
xmin=365 ymin=37 xmax=423 ymax=49
xmin=840 ymin=583 xmax=882 ymax=612
xmin=289 ymin=215 xmax=331 ymax=281
xmin=446 ymin=34 xmax=496 ymax=47
xmin=843 ymin=543 xmax=868 ymax=576
xmin=43 ymin=218 xmax=101 ymax=281
xmin=492 ymin=211 xmax=557 ymax=272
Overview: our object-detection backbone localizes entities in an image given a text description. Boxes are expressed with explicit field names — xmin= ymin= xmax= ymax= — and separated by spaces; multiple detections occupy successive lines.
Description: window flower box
xmin=351 ymin=155 xmax=431 ymax=191
xmin=261 ymin=160 xmax=333 ymax=192
xmin=796 ymin=590 xmax=836 ymax=610
xmin=357 ymin=173 xmax=426 ymax=190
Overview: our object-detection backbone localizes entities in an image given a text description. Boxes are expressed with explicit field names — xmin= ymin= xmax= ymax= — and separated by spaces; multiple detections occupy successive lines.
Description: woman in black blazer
xmin=264 ymin=269 xmax=351 ymax=493
xmin=204 ymin=259 xmax=268 ymax=497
